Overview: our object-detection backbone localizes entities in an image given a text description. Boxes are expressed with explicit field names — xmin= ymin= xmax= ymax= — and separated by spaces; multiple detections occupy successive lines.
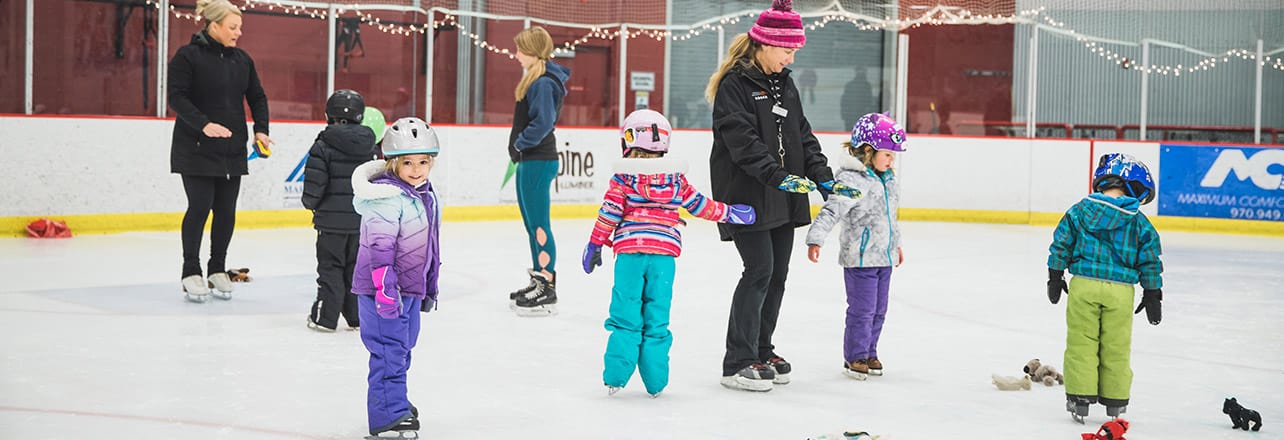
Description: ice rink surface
xmin=2 ymin=219 xmax=1282 ymax=439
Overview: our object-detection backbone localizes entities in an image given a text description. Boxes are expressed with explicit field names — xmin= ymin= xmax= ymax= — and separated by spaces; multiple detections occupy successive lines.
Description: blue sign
xmin=1159 ymin=144 xmax=1284 ymax=221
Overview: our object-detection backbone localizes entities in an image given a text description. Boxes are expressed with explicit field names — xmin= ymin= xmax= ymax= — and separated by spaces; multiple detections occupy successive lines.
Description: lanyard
xmin=769 ymin=76 xmax=786 ymax=167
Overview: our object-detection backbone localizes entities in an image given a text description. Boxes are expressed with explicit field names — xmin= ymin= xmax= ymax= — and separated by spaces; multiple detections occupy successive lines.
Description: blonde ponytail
xmin=195 ymin=0 xmax=241 ymax=27
xmin=513 ymin=27 xmax=554 ymax=101
xmin=705 ymin=34 xmax=760 ymax=104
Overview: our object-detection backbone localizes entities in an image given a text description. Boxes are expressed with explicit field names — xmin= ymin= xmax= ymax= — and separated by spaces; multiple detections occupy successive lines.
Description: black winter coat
xmin=168 ymin=31 xmax=270 ymax=177
xmin=710 ymin=61 xmax=834 ymax=241
xmin=301 ymin=123 xmax=378 ymax=233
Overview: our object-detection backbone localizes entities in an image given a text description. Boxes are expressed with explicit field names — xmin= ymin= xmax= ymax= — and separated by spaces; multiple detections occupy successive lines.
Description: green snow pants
xmin=1064 ymin=276 xmax=1135 ymax=406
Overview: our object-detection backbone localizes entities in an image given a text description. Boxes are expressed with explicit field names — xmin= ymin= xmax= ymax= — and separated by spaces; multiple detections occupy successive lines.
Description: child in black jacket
xmin=303 ymin=89 xmax=379 ymax=331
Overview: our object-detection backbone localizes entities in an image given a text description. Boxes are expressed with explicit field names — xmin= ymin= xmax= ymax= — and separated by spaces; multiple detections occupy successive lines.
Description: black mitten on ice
xmin=1134 ymin=288 xmax=1161 ymax=325
xmin=1047 ymin=268 xmax=1067 ymax=304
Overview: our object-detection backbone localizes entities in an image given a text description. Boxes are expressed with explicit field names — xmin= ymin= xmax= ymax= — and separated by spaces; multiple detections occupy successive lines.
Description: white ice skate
xmin=720 ymin=365 xmax=774 ymax=392
xmin=207 ymin=272 xmax=234 ymax=300
xmin=182 ymin=275 xmax=209 ymax=303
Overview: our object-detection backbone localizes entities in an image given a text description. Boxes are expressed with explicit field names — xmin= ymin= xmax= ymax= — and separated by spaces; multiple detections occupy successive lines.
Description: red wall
xmin=900 ymin=0 xmax=1015 ymax=135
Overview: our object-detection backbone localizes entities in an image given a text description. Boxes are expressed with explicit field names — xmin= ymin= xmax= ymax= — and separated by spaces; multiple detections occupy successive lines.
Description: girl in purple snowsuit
xmin=805 ymin=113 xmax=906 ymax=380
xmin=350 ymin=117 xmax=442 ymax=438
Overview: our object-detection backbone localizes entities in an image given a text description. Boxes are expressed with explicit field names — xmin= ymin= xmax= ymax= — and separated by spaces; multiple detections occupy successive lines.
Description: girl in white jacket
xmin=805 ymin=113 xmax=907 ymax=380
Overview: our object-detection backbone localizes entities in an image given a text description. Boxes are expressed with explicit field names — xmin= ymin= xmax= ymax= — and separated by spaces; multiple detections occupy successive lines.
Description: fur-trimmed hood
xmin=351 ymin=160 xmax=404 ymax=201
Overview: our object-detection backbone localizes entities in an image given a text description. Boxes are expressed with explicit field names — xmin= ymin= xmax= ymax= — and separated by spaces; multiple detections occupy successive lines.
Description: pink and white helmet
xmin=851 ymin=113 xmax=907 ymax=152
xmin=620 ymin=109 xmax=672 ymax=156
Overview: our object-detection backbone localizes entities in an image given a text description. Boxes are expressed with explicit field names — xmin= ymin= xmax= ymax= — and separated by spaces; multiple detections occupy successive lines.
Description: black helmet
xmin=325 ymin=89 xmax=365 ymax=124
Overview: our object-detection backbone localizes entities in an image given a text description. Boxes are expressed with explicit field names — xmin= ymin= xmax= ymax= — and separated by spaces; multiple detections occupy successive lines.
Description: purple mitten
xmin=582 ymin=243 xmax=603 ymax=274
xmin=371 ymin=266 xmax=401 ymax=319
xmin=726 ymin=204 xmax=756 ymax=225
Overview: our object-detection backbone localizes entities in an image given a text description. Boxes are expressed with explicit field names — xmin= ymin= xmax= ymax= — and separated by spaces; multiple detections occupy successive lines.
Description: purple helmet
xmin=851 ymin=113 xmax=906 ymax=152
xmin=620 ymin=109 xmax=672 ymax=156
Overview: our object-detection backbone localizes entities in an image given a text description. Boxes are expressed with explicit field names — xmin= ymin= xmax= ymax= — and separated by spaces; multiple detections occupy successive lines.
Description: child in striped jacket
xmin=581 ymin=110 xmax=756 ymax=397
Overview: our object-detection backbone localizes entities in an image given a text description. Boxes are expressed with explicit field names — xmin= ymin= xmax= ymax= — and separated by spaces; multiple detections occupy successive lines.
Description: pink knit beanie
xmin=748 ymin=0 xmax=806 ymax=49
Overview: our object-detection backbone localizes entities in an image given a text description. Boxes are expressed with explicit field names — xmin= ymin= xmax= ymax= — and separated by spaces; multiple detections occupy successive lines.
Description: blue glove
xmin=582 ymin=243 xmax=603 ymax=274
xmin=778 ymin=175 xmax=817 ymax=193
xmin=725 ymin=204 xmax=756 ymax=225
xmin=371 ymin=266 xmax=401 ymax=319
xmin=820 ymin=180 xmax=862 ymax=198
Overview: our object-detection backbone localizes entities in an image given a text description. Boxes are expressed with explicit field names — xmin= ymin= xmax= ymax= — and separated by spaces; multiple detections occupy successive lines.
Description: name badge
xmin=771 ymin=105 xmax=788 ymax=118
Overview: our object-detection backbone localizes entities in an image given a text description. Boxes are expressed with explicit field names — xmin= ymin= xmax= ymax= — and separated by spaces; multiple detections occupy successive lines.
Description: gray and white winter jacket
xmin=804 ymin=155 xmax=901 ymax=268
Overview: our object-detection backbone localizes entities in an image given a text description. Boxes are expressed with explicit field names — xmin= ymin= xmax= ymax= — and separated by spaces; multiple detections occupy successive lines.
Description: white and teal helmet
xmin=381 ymin=117 xmax=440 ymax=158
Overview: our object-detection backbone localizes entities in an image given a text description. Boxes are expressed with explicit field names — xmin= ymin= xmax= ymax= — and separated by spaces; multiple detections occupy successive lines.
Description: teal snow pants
xmin=603 ymin=253 xmax=675 ymax=395
xmin=1064 ymin=276 xmax=1135 ymax=405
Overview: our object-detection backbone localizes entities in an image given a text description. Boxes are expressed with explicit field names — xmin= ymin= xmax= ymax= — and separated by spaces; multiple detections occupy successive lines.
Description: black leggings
xmin=722 ymin=224 xmax=795 ymax=376
xmin=181 ymin=175 xmax=241 ymax=278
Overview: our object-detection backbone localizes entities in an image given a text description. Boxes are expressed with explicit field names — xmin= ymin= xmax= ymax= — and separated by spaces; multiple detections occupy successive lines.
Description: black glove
xmin=1134 ymin=289 xmax=1161 ymax=325
xmin=421 ymin=297 xmax=436 ymax=313
xmin=1047 ymin=268 xmax=1067 ymax=304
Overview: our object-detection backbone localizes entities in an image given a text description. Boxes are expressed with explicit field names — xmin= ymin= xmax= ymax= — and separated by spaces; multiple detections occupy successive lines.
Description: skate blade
xmin=365 ymin=431 xmax=418 ymax=439
xmin=773 ymin=373 xmax=791 ymax=384
xmin=1070 ymin=412 xmax=1086 ymax=424
xmin=843 ymin=370 xmax=868 ymax=380
xmin=183 ymin=292 xmax=209 ymax=303
xmin=210 ymin=291 xmax=232 ymax=301
xmin=868 ymin=369 xmax=883 ymax=376
xmin=513 ymin=304 xmax=558 ymax=317
xmin=719 ymin=377 xmax=773 ymax=392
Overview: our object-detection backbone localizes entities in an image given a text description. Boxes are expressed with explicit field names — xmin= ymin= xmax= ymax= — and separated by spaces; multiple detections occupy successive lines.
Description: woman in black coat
xmin=168 ymin=0 xmax=272 ymax=302
xmin=706 ymin=0 xmax=860 ymax=392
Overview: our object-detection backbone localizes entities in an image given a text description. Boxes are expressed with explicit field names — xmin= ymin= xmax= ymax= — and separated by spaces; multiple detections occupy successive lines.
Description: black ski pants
xmin=722 ymin=224 xmax=794 ymax=376
xmin=310 ymin=231 xmax=361 ymax=329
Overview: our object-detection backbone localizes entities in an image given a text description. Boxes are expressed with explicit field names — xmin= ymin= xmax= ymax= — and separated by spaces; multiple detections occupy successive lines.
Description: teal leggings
xmin=603 ymin=253 xmax=675 ymax=395
xmin=516 ymin=160 xmax=558 ymax=275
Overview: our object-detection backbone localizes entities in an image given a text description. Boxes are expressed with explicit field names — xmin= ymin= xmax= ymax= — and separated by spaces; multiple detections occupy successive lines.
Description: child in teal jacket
xmin=1047 ymin=153 xmax=1164 ymax=423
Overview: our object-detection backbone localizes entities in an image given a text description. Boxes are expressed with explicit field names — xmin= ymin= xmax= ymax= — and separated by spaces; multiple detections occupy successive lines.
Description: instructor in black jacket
xmin=706 ymin=0 xmax=861 ymax=392
xmin=168 ymin=0 xmax=272 ymax=302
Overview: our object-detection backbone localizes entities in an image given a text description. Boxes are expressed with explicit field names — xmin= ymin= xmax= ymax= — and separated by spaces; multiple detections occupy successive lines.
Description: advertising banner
xmin=1159 ymin=144 xmax=1284 ymax=221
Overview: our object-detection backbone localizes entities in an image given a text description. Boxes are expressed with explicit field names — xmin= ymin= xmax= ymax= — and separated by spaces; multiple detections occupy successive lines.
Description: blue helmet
xmin=1093 ymin=153 xmax=1155 ymax=205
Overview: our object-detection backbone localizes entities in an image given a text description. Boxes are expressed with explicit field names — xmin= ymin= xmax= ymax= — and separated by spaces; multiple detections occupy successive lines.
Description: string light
xmin=143 ymin=1 xmax=1282 ymax=72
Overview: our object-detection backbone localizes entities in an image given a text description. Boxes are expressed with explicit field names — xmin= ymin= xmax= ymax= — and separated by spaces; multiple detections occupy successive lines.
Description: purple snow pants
xmin=358 ymin=294 xmax=422 ymax=434
xmin=843 ymin=266 xmax=891 ymax=362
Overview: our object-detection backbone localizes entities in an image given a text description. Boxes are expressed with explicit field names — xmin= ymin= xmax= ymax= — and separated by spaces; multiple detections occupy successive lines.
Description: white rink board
xmin=0 ymin=115 xmax=1167 ymax=219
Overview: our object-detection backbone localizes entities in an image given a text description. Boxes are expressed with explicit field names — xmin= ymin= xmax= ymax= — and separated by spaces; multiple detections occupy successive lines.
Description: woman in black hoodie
xmin=706 ymin=0 xmax=860 ymax=392
xmin=168 ymin=0 xmax=272 ymax=302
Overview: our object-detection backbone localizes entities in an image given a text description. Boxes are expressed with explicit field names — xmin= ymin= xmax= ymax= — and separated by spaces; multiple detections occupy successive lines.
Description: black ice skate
xmin=720 ymin=364 xmax=774 ymax=392
xmin=507 ymin=272 xmax=539 ymax=310
xmin=366 ymin=415 xmax=419 ymax=439
xmin=1067 ymin=397 xmax=1094 ymax=424
xmin=766 ymin=356 xmax=791 ymax=384
xmin=513 ymin=270 xmax=557 ymax=317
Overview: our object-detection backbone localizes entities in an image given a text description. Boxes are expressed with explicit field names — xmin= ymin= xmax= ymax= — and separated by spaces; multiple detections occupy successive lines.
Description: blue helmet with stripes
xmin=1093 ymin=153 xmax=1155 ymax=205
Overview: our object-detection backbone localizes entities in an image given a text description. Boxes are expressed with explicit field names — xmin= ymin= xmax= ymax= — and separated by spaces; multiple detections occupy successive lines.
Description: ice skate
xmin=867 ymin=358 xmax=883 ymax=376
xmin=507 ymin=273 xmax=538 ymax=310
xmin=606 ymin=385 xmax=622 ymax=396
xmin=1106 ymin=405 xmax=1126 ymax=419
xmin=366 ymin=416 xmax=419 ymax=439
xmin=720 ymin=364 xmax=774 ymax=392
xmin=182 ymin=275 xmax=209 ymax=303
xmin=1067 ymin=398 xmax=1091 ymax=424
xmin=766 ymin=356 xmax=791 ymax=384
xmin=844 ymin=359 xmax=869 ymax=380
xmin=207 ymin=271 xmax=234 ymax=300
xmin=306 ymin=316 xmax=336 ymax=333
xmin=513 ymin=270 xmax=557 ymax=317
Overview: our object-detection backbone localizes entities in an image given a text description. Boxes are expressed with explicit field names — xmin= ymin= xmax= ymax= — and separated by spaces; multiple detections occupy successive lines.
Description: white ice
xmin=2 ymin=219 xmax=1282 ymax=439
